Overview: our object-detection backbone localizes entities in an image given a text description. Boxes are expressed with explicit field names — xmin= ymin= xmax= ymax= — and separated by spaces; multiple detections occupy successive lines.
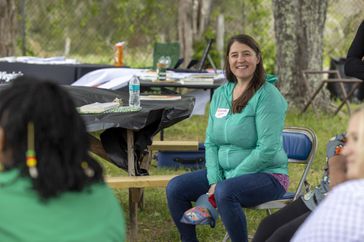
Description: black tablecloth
xmin=0 ymin=62 xmax=114 ymax=85
xmin=0 ymin=84 xmax=194 ymax=174
xmin=66 ymin=86 xmax=195 ymax=174
xmin=66 ymin=86 xmax=194 ymax=132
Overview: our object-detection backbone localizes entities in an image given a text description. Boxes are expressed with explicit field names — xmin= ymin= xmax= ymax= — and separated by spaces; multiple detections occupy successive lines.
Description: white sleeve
xmin=291 ymin=180 xmax=364 ymax=242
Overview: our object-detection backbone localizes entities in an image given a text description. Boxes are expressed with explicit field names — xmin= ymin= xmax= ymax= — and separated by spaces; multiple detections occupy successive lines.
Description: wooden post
xmin=127 ymin=129 xmax=138 ymax=242
xmin=127 ymin=129 xmax=135 ymax=176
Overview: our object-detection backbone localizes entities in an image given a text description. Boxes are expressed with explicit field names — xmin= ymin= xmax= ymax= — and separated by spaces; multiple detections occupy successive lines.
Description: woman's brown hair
xmin=224 ymin=34 xmax=266 ymax=113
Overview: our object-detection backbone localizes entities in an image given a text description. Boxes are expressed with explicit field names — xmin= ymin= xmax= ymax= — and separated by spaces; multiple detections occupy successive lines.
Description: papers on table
xmin=140 ymin=95 xmax=182 ymax=101
xmin=97 ymin=75 xmax=133 ymax=89
xmin=78 ymin=102 xmax=119 ymax=113
xmin=179 ymin=77 xmax=214 ymax=85
xmin=78 ymin=103 xmax=142 ymax=114
xmin=138 ymin=70 xmax=158 ymax=81
xmin=72 ymin=68 xmax=226 ymax=90
xmin=179 ymin=72 xmax=224 ymax=85
xmin=72 ymin=68 xmax=144 ymax=89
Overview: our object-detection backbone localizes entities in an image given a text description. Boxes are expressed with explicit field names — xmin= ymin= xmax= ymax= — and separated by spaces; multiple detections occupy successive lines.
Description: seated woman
xmin=292 ymin=107 xmax=364 ymax=241
xmin=166 ymin=34 xmax=288 ymax=242
xmin=252 ymin=134 xmax=347 ymax=242
xmin=345 ymin=20 xmax=364 ymax=80
xmin=345 ymin=20 xmax=364 ymax=99
xmin=0 ymin=77 xmax=125 ymax=242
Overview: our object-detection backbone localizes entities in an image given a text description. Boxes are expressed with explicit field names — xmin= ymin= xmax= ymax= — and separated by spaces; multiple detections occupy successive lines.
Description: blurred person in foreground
xmin=252 ymin=134 xmax=347 ymax=242
xmin=292 ymin=107 xmax=364 ymax=242
xmin=166 ymin=34 xmax=288 ymax=242
xmin=0 ymin=77 xmax=125 ymax=242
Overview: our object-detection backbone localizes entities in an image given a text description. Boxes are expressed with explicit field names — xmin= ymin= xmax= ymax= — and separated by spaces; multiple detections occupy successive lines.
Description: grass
xmin=98 ymin=105 xmax=352 ymax=242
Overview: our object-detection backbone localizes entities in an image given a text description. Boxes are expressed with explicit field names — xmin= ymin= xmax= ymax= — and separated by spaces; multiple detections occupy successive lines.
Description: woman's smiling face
xmin=228 ymin=41 xmax=260 ymax=82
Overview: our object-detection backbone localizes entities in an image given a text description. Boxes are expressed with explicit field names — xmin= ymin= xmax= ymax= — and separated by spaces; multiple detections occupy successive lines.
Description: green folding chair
xmin=152 ymin=42 xmax=182 ymax=70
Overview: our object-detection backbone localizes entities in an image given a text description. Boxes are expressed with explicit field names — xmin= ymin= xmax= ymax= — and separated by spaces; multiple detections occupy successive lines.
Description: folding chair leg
xmin=266 ymin=208 xmax=272 ymax=215
xmin=334 ymin=82 xmax=360 ymax=115
xmin=222 ymin=232 xmax=253 ymax=242
xmin=222 ymin=232 xmax=230 ymax=242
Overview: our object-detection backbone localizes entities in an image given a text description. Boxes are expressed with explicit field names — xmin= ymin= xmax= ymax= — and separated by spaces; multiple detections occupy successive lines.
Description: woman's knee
xmin=214 ymin=182 xmax=231 ymax=204
xmin=166 ymin=176 xmax=184 ymax=199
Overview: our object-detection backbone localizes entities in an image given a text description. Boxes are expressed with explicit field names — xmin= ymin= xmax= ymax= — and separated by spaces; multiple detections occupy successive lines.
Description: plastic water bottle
xmin=129 ymin=75 xmax=140 ymax=107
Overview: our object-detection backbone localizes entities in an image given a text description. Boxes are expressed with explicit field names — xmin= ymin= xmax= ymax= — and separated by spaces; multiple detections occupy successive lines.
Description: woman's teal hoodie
xmin=205 ymin=81 xmax=288 ymax=185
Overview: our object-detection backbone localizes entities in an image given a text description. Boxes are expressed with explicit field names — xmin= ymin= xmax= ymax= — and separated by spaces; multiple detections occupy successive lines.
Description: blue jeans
xmin=166 ymin=169 xmax=286 ymax=242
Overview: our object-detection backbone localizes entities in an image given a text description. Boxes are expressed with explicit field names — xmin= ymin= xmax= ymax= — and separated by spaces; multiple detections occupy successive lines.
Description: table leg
xmin=129 ymin=188 xmax=143 ymax=242
xmin=127 ymin=129 xmax=138 ymax=241
xmin=127 ymin=129 xmax=135 ymax=176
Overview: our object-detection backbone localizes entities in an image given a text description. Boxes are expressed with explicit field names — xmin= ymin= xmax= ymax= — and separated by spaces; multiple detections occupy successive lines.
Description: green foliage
xmin=16 ymin=0 xmax=363 ymax=71
xmin=22 ymin=0 xmax=178 ymax=58
xmin=323 ymin=1 xmax=363 ymax=67
xmin=20 ymin=0 xmax=277 ymax=70
xmin=210 ymin=0 xmax=276 ymax=73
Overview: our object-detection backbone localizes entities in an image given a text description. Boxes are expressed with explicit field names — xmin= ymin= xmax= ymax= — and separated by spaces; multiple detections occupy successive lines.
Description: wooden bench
xmin=150 ymin=140 xmax=199 ymax=151
xmin=106 ymin=175 xmax=177 ymax=242
xmin=106 ymin=174 xmax=177 ymax=189
xmin=90 ymin=136 xmax=199 ymax=161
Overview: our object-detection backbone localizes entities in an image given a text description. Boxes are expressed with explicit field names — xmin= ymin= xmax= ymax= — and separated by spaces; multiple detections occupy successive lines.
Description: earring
xmin=81 ymin=161 xmax=94 ymax=177
xmin=26 ymin=122 xmax=38 ymax=178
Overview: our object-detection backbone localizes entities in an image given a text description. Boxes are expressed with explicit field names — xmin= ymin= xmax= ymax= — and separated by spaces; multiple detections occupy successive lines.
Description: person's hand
xmin=207 ymin=184 xmax=216 ymax=196
xmin=328 ymin=155 xmax=347 ymax=189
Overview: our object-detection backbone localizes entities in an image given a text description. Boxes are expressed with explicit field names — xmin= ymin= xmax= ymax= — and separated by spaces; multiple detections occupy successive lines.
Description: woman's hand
xmin=207 ymin=184 xmax=216 ymax=195
xmin=328 ymin=155 xmax=347 ymax=189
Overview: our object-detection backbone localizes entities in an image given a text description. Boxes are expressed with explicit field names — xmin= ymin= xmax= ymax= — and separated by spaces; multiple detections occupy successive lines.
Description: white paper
xmin=79 ymin=102 xmax=119 ymax=113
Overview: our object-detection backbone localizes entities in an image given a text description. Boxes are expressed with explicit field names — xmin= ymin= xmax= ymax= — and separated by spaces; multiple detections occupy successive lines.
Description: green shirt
xmin=205 ymin=81 xmax=288 ymax=185
xmin=0 ymin=169 xmax=125 ymax=242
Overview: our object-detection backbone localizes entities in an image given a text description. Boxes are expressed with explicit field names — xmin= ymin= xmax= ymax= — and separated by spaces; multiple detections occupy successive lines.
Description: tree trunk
xmin=178 ymin=0 xmax=194 ymax=67
xmin=298 ymin=0 xmax=329 ymax=109
xmin=195 ymin=0 xmax=212 ymax=40
xmin=178 ymin=0 xmax=212 ymax=67
xmin=216 ymin=14 xmax=224 ymax=69
xmin=0 ymin=0 xmax=17 ymax=57
xmin=273 ymin=0 xmax=329 ymax=110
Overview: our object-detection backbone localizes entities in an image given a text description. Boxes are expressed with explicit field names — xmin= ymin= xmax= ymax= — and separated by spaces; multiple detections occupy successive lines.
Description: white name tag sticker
xmin=215 ymin=108 xmax=229 ymax=118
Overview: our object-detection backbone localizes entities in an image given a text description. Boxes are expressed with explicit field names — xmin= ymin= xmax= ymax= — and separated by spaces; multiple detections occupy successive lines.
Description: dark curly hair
xmin=0 ymin=76 xmax=103 ymax=200
xmin=224 ymin=34 xmax=266 ymax=113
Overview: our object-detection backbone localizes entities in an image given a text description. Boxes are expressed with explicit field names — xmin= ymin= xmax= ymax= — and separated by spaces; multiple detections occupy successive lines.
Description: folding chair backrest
xmin=152 ymin=42 xmax=181 ymax=70
xmin=186 ymin=39 xmax=214 ymax=71
xmin=196 ymin=39 xmax=213 ymax=71
xmin=282 ymin=127 xmax=317 ymax=200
